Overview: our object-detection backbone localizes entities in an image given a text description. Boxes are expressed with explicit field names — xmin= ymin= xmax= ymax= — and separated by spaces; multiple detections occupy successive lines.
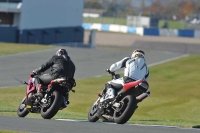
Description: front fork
xmin=26 ymin=96 xmax=33 ymax=111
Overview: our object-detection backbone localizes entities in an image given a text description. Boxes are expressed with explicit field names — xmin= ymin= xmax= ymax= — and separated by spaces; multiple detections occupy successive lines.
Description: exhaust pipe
xmin=102 ymin=115 xmax=114 ymax=122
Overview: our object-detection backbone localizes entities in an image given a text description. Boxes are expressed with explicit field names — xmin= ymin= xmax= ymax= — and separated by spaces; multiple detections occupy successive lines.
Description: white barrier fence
xmin=82 ymin=23 xmax=200 ymax=38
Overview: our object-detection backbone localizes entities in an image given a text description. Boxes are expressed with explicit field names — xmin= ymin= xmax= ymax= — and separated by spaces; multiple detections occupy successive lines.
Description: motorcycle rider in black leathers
xmin=32 ymin=49 xmax=75 ymax=108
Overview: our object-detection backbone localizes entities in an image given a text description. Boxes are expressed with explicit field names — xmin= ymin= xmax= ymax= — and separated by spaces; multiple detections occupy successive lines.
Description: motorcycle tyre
xmin=113 ymin=95 xmax=137 ymax=124
xmin=17 ymin=96 xmax=29 ymax=117
xmin=88 ymin=101 xmax=99 ymax=122
xmin=40 ymin=90 xmax=63 ymax=119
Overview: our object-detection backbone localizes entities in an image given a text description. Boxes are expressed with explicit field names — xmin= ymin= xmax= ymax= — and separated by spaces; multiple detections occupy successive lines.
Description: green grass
xmin=0 ymin=55 xmax=200 ymax=128
xmin=0 ymin=129 xmax=27 ymax=133
xmin=158 ymin=20 xmax=186 ymax=29
xmin=0 ymin=43 xmax=55 ymax=55
xmin=83 ymin=17 xmax=187 ymax=29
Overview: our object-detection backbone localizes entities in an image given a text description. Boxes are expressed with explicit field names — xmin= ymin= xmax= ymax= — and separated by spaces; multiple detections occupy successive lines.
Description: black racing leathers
xmin=37 ymin=55 xmax=75 ymax=79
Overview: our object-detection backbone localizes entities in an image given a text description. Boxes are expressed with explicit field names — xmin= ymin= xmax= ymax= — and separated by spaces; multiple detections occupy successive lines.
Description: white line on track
xmin=148 ymin=54 xmax=189 ymax=67
xmin=56 ymin=119 xmax=200 ymax=130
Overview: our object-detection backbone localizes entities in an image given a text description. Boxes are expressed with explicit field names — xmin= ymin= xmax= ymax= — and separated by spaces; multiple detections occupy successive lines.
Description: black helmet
xmin=56 ymin=49 xmax=68 ymax=57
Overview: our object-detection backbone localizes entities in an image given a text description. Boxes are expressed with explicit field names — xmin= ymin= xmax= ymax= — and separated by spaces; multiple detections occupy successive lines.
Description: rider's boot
xmin=60 ymin=93 xmax=70 ymax=110
xmin=35 ymin=84 xmax=43 ymax=99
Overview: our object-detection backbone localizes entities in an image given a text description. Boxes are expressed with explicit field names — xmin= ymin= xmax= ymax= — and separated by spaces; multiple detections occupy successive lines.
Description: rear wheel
xmin=40 ymin=90 xmax=63 ymax=119
xmin=113 ymin=95 xmax=137 ymax=124
xmin=88 ymin=100 xmax=100 ymax=122
xmin=17 ymin=97 xmax=29 ymax=117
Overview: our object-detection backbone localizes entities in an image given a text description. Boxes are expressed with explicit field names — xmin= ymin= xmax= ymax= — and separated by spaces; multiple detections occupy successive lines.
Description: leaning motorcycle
xmin=88 ymin=70 xmax=148 ymax=124
xmin=17 ymin=74 xmax=76 ymax=119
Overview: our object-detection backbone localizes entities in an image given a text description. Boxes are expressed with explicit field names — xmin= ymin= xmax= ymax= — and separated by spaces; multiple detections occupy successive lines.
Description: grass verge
xmin=0 ymin=55 xmax=200 ymax=128
xmin=83 ymin=17 xmax=187 ymax=29
xmin=0 ymin=129 xmax=27 ymax=133
xmin=0 ymin=43 xmax=55 ymax=55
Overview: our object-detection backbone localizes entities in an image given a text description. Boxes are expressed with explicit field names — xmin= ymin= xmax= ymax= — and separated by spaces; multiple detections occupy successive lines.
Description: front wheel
xmin=88 ymin=100 xmax=100 ymax=122
xmin=17 ymin=97 xmax=29 ymax=117
xmin=113 ymin=95 xmax=137 ymax=124
xmin=40 ymin=90 xmax=63 ymax=119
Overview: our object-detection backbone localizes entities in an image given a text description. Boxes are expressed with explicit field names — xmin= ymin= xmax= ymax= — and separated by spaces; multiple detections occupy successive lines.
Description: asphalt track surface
xmin=0 ymin=43 xmax=191 ymax=88
xmin=0 ymin=41 xmax=199 ymax=133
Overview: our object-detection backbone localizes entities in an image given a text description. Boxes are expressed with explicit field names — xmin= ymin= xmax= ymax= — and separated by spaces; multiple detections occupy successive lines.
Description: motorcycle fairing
xmin=26 ymin=77 xmax=36 ymax=100
xmin=100 ymin=88 xmax=115 ymax=102
xmin=122 ymin=80 xmax=143 ymax=92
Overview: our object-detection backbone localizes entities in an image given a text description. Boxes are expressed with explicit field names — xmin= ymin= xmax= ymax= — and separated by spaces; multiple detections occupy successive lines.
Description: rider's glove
xmin=106 ymin=69 xmax=111 ymax=73
xmin=32 ymin=69 xmax=38 ymax=74
xmin=31 ymin=71 xmax=37 ymax=78
xmin=31 ymin=68 xmax=40 ymax=77
xmin=106 ymin=69 xmax=115 ymax=75
xmin=32 ymin=67 xmax=42 ymax=75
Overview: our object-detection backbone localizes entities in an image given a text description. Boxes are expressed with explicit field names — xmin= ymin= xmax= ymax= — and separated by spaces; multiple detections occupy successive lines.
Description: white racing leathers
xmin=107 ymin=57 xmax=150 ymax=99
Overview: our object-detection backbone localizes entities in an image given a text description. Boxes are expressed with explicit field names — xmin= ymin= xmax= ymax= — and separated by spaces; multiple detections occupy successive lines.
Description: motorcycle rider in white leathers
xmin=104 ymin=49 xmax=150 ymax=103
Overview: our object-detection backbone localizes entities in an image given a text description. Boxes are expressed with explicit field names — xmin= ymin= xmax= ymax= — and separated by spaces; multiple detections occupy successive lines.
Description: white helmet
xmin=131 ymin=49 xmax=145 ymax=58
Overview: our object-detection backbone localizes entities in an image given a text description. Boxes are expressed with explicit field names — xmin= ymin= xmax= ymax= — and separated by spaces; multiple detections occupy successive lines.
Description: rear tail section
xmin=123 ymin=80 xmax=143 ymax=92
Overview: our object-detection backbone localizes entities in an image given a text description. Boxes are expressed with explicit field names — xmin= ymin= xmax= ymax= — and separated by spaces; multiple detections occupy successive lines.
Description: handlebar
xmin=106 ymin=69 xmax=121 ymax=80
xmin=30 ymin=72 xmax=42 ymax=78
xmin=106 ymin=69 xmax=115 ymax=76
xmin=30 ymin=72 xmax=36 ymax=78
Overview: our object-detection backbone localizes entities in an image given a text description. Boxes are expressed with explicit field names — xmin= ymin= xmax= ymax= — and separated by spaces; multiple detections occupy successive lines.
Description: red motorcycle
xmin=17 ymin=74 xmax=76 ymax=119
xmin=88 ymin=70 xmax=149 ymax=124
